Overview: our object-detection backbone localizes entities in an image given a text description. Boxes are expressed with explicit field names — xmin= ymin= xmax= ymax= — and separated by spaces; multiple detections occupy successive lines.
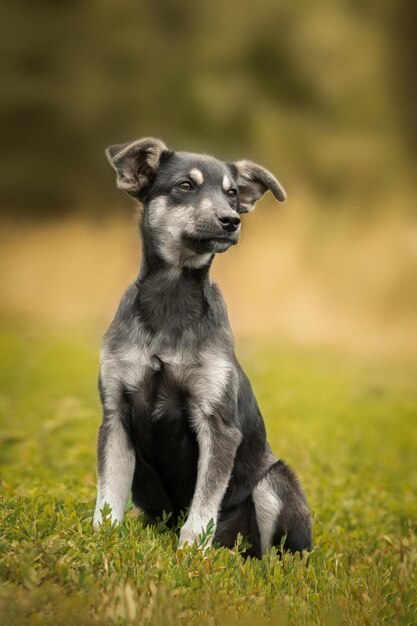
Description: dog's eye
xmin=227 ymin=188 xmax=237 ymax=198
xmin=177 ymin=181 xmax=193 ymax=191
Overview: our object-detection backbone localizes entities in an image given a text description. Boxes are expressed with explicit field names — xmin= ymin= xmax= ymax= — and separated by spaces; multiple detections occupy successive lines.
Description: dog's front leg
xmin=178 ymin=409 xmax=242 ymax=549
xmin=93 ymin=409 xmax=135 ymax=530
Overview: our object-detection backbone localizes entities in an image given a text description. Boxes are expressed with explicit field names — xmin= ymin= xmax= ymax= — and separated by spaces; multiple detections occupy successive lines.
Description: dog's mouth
xmin=182 ymin=233 xmax=239 ymax=254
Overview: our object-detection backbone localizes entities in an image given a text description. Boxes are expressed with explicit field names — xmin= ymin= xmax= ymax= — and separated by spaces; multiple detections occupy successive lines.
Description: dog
xmin=93 ymin=137 xmax=312 ymax=557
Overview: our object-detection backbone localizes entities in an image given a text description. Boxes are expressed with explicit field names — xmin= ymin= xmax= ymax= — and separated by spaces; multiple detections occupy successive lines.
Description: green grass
xmin=0 ymin=324 xmax=416 ymax=625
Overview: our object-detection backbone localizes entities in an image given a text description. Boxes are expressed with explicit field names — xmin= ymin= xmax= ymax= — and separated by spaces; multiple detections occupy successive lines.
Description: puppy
xmin=93 ymin=138 xmax=312 ymax=557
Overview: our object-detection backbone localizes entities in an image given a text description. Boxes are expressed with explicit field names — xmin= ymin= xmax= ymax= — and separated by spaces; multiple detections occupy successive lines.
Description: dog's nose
xmin=217 ymin=213 xmax=241 ymax=233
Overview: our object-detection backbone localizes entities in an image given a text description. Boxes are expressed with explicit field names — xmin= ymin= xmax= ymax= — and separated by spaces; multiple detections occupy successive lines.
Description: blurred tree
xmin=0 ymin=0 xmax=414 ymax=218
xmin=385 ymin=0 xmax=417 ymax=155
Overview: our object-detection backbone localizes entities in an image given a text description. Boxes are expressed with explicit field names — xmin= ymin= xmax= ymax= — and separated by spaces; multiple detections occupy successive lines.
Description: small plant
xmin=198 ymin=518 xmax=216 ymax=550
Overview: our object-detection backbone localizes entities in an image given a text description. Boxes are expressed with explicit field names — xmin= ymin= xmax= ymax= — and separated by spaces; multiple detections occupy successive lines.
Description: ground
xmin=0 ymin=324 xmax=416 ymax=625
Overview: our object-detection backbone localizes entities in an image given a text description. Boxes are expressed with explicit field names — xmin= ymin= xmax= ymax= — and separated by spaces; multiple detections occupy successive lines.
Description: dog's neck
xmin=135 ymin=226 xmax=216 ymax=333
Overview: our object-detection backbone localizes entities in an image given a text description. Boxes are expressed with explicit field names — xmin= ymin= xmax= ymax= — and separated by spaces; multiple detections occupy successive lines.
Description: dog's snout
xmin=217 ymin=212 xmax=241 ymax=233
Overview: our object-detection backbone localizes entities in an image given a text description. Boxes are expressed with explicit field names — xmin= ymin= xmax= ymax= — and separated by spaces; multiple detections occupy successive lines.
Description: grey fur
xmin=93 ymin=138 xmax=311 ymax=556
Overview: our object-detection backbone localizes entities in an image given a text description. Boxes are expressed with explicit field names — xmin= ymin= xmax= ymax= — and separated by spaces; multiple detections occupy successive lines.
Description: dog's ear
xmin=105 ymin=137 xmax=169 ymax=198
xmin=228 ymin=160 xmax=286 ymax=213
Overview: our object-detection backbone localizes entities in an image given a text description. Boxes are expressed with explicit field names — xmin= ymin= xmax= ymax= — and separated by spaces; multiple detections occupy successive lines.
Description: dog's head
xmin=106 ymin=138 xmax=286 ymax=267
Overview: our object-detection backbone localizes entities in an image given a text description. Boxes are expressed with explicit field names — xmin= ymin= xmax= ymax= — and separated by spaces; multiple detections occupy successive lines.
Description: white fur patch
xmin=222 ymin=174 xmax=232 ymax=191
xmin=199 ymin=197 xmax=213 ymax=211
xmin=101 ymin=340 xmax=231 ymax=415
xmin=100 ymin=344 xmax=149 ymax=409
xmin=189 ymin=168 xmax=204 ymax=185
xmin=155 ymin=345 xmax=232 ymax=415
xmin=93 ymin=417 xmax=136 ymax=529
xmin=252 ymin=473 xmax=282 ymax=554
xmin=183 ymin=252 xmax=213 ymax=269
xmin=178 ymin=414 xmax=216 ymax=547
xmin=194 ymin=348 xmax=232 ymax=414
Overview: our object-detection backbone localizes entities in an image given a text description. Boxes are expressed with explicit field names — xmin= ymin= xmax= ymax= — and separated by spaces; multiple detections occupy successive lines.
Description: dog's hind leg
xmin=214 ymin=495 xmax=263 ymax=558
xmin=93 ymin=411 xmax=135 ymax=530
xmin=252 ymin=470 xmax=283 ymax=555
xmin=252 ymin=460 xmax=312 ymax=555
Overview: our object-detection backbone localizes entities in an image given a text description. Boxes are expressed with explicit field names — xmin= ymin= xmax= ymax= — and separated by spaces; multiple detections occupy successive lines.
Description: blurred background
xmin=1 ymin=0 xmax=416 ymax=357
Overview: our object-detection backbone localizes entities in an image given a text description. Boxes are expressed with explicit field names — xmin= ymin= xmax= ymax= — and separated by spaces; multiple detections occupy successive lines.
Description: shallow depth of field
xmin=1 ymin=1 xmax=417 ymax=624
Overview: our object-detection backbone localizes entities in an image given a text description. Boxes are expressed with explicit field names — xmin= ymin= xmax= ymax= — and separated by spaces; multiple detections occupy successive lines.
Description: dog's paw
xmin=92 ymin=503 xmax=121 ymax=532
xmin=92 ymin=511 xmax=106 ymax=532
xmin=178 ymin=518 xmax=216 ymax=550
xmin=178 ymin=525 xmax=200 ymax=549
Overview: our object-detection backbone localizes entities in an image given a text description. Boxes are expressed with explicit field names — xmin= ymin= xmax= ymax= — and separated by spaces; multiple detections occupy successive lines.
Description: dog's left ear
xmin=105 ymin=137 xmax=169 ymax=198
xmin=228 ymin=160 xmax=286 ymax=213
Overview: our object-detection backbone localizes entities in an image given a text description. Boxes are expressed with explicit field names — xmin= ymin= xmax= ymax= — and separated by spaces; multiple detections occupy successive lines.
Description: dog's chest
xmin=101 ymin=338 xmax=232 ymax=417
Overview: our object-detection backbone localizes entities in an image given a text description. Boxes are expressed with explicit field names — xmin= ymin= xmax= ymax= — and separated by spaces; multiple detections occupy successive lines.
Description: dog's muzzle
xmin=183 ymin=229 xmax=239 ymax=254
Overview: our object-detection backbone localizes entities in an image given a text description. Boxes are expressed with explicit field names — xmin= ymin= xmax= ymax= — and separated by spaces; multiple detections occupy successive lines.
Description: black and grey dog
xmin=93 ymin=137 xmax=312 ymax=557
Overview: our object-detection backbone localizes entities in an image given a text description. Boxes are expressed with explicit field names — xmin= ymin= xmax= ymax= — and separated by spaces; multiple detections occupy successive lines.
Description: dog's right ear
xmin=105 ymin=137 xmax=169 ymax=198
